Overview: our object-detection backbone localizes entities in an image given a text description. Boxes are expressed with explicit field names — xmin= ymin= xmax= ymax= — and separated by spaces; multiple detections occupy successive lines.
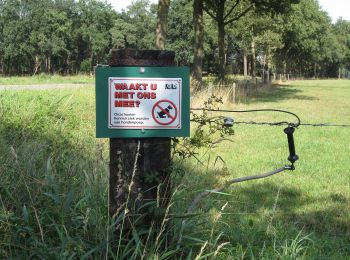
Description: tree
xmin=192 ymin=0 xmax=204 ymax=88
xmin=156 ymin=0 xmax=170 ymax=49
xmin=0 ymin=0 xmax=4 ymax=73
xmin=112 ymin=0 xmax=156 ymax=50
xmin=332 ymin=19 xmax=350 ymax=78
xmin=232 ymin=9 xmax=284 ymax=81
xmin=167 ymin=0 xmax=193 ymax=65
xmin=1 ymin=0 xmax=33 ymax=75
xmin=77 ymin=0 xmax=114 ymax=73
xmin=0 ymin=0 xmax=115 ymax=75
xmin=203 ymin=0 xmax=299 ymax=82
xmin=110 ymin=15 xmax=137 ymax=49
xmin=29 ymin=0 xmax=71 ymax=74
xmin=276 ymin=0 xmax=333 ymax=77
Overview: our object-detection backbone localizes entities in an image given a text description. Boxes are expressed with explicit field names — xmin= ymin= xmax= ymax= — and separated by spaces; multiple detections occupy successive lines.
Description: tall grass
xmin=0 ymin=88 xmax=228 ymax=258
xmin=0 ymin=88 xmax=108 ymax=258
xmin=1 ymin=79 xmax=349 ymax=258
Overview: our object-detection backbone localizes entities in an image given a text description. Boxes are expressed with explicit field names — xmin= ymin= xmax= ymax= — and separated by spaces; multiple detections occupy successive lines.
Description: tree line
xmin=0 ymin=0 xmax=349 ymax=82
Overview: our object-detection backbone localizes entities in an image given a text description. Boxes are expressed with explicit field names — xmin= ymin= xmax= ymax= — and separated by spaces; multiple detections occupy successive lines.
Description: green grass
xmin=0 ymin=79 xmax=349 ymax=258
xmin=0 ymin=73 xmax=94 ymax=85
xmin=180 ymin=79 xmax=350 ymax=258
xmin=0 ymin=87 xmax=109 ymax=258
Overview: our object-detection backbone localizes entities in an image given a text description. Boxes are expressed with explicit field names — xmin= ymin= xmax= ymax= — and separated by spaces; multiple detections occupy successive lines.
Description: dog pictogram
xmin=157 ymin=105 xmax=173 ymax=118
xmin=152 ymin=100 xmax=178 ymax=125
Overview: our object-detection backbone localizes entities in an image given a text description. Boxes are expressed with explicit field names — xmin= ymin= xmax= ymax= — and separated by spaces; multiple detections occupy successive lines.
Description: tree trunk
xmin=192 ymin=0 xmax=204 ymax=89
xmin=217 ymin=17 xmax=226 ymax=83
xmin=251 ymin=37 xmax=256 ymax=82
xmin=313 ymin=62 xmax=317 ymax=79
xmin=262 ymin=54 xmax=266 ymax=83
xmin=243 ymin=49 xmax=248 ymax=78
xmin=266 ymin=46 xmax=271 ymax=82
xmin=89 ymin=36 xmax=94 ymax=75
xmin=33 ymin=55 xmax=40 ymax=75
xmin=283 ymin=60 xmax=287 ymax=81
xmin=155 ymin=0 xmax=170 ymax=50
xmin=45 ymin=56 xmax=48 ymax=73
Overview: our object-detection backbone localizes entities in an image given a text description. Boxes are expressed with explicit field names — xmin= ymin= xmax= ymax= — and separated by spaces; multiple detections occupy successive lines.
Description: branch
xmin=203 ymin=5 xmax=217 ymax=20
xmin=211 ymin=138 xmax=234 ymax=145
xmin=224 ymin=0 xmax=240 ymax=20
xmin=204 ymin=0 xmax=217 ymax=11
xmin=224 ymin=4 xmax=253 ymax=25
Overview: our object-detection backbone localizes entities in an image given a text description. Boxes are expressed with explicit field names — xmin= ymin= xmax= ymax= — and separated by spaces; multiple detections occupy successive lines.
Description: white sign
xmin=108 ymin=77 xmax=182 ymax=129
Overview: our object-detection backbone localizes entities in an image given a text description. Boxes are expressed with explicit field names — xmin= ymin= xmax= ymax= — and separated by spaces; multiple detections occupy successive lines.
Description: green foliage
xmin=110 ymin=0 xmax=156 ymax=50
xmin=80 ymin=59 xmax=91 ymax=74
xmin=252 ymin=0 xmax=300 ymax=14
xmin=167 ymin=0 xmax=194 ymax=65
xmin=275 ymin=0 xmax=337 ymax=77
xmin=173 ymin=95 xmax=234 ymax=160
xmin=0 ymin=0 xmax=114 ymax=75
xmin=0 ymin=0 xmax=349 ymax=78
xmin=110 ymin=16 xmax=138 ymax=48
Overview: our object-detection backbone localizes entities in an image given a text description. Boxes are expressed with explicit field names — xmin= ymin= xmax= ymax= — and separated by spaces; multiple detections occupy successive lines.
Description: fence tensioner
xmin=192 ymin=107 xmax=301 ymax=171
xmin=223 ymin=116 xmax=299 ymax=171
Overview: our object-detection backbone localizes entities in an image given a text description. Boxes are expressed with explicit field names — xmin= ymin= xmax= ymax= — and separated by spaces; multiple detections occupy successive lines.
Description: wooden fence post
xmin=232 ymin=82 xmax=236 ymax=103
xmin=208 ymin=81 xmax=213 ymax=97
xmin=108 ymin=49 xmax=175 ymax=230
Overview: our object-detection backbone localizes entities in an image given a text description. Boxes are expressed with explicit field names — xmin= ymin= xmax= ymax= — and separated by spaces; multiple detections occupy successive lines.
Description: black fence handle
xmin=284 ymin=127 xmax=299 ymax=164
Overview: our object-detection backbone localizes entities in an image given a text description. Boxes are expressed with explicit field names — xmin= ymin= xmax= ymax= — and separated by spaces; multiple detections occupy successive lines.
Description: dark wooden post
xmin=108 ymin=49 xmax=175 ymax=230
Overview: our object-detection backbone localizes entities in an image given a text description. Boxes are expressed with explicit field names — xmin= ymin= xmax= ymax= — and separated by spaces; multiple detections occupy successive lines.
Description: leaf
xmin=64 ymin=189 xmax=74 ymax=211
xmin=46 ymin=157 xmax=52 ymax=174
xmin=22 ymin=205 xmax=29 ymax=223
xmin=159 ymin=249 xmax=179 ymax=260
xmin=204 ymin=190 xmax=232 ymax=196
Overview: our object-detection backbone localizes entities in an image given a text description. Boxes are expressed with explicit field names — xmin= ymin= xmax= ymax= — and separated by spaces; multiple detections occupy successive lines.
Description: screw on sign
xmin=152 ymin=100 xmax=178 ymax=125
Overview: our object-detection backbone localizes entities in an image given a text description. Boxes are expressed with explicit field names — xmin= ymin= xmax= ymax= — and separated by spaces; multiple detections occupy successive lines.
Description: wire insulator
xmin=284 ymin=127 xmax=299 ymax=164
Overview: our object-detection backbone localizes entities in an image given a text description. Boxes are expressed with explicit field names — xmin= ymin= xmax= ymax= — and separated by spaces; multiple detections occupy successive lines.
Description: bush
xmin=80 ymin=59 xmax=91 ymax=74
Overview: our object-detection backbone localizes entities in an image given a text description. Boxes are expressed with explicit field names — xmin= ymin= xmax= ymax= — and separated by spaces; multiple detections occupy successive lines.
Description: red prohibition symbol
xmin=152 ymin=99 xmax=178 ymax=125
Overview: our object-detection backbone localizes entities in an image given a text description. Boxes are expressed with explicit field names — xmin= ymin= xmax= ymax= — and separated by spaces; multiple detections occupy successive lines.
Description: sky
xmin=108 ymin=0 xmax=350 ymax=22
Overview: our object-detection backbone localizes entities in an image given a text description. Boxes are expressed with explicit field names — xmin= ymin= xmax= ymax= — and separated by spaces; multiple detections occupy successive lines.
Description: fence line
xmin=205 ymin=80 xmax=273 ymax=103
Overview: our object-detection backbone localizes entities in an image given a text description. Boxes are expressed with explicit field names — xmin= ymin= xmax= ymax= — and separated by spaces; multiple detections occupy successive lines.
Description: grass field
xmin=0 ymin=79 xmax=349 ymax=258
xmin=184 ymin=79 xmax=350 ymax=258
xmin=0 ymin=74 xmax=94 ymax=85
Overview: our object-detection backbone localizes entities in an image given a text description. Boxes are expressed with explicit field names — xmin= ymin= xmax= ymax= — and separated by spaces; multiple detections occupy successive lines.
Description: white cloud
xmin=108 ymin=0 xmax=158 ymax=12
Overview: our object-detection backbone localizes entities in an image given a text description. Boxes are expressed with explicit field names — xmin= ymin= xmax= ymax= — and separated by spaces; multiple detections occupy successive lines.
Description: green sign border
xmin=96 ymin=66 xmax=190 ymax=138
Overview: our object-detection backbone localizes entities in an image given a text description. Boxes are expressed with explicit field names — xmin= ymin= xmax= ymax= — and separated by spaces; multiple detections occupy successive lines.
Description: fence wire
xmin=234 ymin=121 xmax=350 ymax=128
xmin=190 ymin=107 xmax=350 ymax=128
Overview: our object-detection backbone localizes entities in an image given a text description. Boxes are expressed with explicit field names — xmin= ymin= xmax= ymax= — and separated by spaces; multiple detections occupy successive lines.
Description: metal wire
xmin=298 ymin=123 xmax=350 ymax=127
xmin=234 ymin=121 xmax=291 ymax=126
xmin=191 ymin=108 xmax=301 ymax=127
xmin=191 ymin=108 xmax=350 ymax=128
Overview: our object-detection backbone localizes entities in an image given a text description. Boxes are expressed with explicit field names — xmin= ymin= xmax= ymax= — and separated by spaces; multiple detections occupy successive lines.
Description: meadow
xmin=0 ymin=74 xmax=94 ymax=85
xmin=0 ymin=79 xmax=349 ymax=258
